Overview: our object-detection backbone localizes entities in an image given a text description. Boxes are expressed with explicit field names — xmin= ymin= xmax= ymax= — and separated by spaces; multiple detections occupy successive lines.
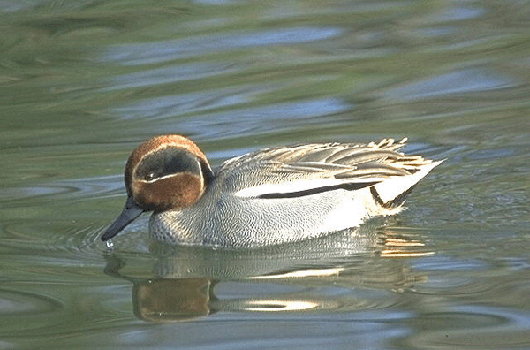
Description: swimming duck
xmin=102 ymin=135 xmax=441 ymax=247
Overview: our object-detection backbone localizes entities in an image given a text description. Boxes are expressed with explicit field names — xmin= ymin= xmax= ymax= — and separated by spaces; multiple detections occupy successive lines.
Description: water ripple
xmin=0 ymin=289 xmax=62 ymax=316
xmin=408 ymin=306 xmax=530 ymax=348
xmin=111 ymin=85 xmax=279 ymax=119
xmin=105 ymin=62 xmax=240 ymax=90
xmin=175 ymin=98 xmax=349 ymax=140
xmin=0 ymin=175 xmax=123 ymax=205
xmin=384 ymin=68 xmax=515 ymax=101
xmin=103 ymin=26 xmax=343 ymax=65
xmin=435 ymin=6 xmax=485 ymax=21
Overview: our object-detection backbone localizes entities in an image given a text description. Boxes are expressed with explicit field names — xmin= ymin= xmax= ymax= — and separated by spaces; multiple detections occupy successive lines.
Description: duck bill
xmin=102 ymin=196 xmax=145 ymax=241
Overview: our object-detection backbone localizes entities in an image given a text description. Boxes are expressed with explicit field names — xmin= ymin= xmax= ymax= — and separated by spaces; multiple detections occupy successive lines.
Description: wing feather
xmin=216 ymin=138 xmax=439 ymax=200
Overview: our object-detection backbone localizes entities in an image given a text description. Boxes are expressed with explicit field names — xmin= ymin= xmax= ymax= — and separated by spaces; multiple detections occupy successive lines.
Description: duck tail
xmin=370 ymin=159 xmax=443 ymax=209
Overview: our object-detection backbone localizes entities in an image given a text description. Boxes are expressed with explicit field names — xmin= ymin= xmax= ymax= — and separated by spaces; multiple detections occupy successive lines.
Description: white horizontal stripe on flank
xmin=234 ymin=178 xmax=382 ymax=198
xmin=250 ymin=267 xmax=345 ymax=279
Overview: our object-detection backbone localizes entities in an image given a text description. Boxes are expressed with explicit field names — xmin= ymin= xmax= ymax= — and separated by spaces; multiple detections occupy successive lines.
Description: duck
xmin=102 ymin=134 xmax=442 ymax=247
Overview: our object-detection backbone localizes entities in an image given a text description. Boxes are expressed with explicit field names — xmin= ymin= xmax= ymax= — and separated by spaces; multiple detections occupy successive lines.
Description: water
xmin=1 ymin=0 xmax=529 ymax=349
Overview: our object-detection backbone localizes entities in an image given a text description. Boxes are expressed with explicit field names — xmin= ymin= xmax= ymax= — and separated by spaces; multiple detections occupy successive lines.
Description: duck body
xmin=103 ymin=135 xmax=441 ymax=248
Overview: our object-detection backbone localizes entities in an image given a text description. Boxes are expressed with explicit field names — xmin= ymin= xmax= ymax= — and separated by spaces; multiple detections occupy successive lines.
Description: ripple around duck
xmin=43 ymin=175 xmax=124 ymax=201
xmin=407 ymin=306 xmax=530 ymax=348
xmin=0 ymin=289 xmax=63 ymax=317
xmin=0 ymin=221 xmax=106 ymax=266
xmin=0 ymin=289 xmax=65 ymax=340
xmin=0 ymin=175 xmax=123 ymax=207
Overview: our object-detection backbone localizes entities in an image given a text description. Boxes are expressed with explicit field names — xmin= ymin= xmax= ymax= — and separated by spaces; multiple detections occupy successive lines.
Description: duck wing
xmin=217 ymin=139 xmax=441 ymax=206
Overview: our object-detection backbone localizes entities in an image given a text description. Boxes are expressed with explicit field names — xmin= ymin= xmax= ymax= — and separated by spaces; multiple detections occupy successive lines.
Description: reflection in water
xmin=104 ymin=227 xmax=432 ymax=323
xmin=379 ymin=232 xmax=435 ymax=258
xmin=134 ymin=278 xmax=213 ymax=322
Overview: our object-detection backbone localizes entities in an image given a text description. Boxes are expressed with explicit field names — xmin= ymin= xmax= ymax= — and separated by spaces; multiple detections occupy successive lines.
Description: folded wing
xmin=219 ymin=139 xmax=441 ymax=207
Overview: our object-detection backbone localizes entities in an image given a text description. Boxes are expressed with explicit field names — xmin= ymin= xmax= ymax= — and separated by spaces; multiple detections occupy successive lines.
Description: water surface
xmin=1 ymin=0 xmax=529 ymax=349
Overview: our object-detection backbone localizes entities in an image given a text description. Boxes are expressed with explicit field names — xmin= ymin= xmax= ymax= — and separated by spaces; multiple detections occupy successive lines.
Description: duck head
xmin=102 ymin=134 xmax=213 ymax=241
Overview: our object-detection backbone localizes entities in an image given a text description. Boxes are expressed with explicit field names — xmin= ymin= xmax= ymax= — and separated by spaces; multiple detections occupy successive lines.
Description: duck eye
xmin=145 ymin=172 xmax=157 ymax=181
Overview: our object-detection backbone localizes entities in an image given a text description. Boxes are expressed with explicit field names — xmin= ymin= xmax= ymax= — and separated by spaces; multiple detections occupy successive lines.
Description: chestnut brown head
xmin=102 ymin=135 xmax=213 ymax=241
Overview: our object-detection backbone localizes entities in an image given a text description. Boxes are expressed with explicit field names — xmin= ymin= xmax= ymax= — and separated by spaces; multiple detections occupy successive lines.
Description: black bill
xmin=102 ymin=196 xmax=144 ymax=241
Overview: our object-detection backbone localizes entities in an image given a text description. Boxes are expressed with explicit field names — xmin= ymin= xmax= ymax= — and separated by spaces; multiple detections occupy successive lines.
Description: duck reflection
xmin=103 ymin=225 xmax=434 ymax=323
xmin=133 ymin=278 xmax=213 ymax=322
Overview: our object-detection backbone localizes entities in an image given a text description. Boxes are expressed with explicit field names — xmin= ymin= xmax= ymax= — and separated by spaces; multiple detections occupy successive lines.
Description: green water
xmin=1 ymin=0 xmax=529 ymax=349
